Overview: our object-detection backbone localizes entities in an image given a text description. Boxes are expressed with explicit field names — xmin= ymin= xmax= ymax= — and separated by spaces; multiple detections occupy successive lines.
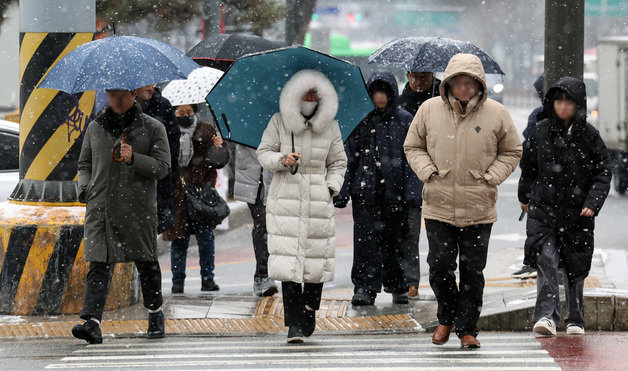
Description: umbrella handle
xmin=111 ymin=133 xmax=127 ymax=163
xmin=221 ymin=113 xmax=232 ymax=140
xmin=290 ymin=131 xmax=298 ymax=175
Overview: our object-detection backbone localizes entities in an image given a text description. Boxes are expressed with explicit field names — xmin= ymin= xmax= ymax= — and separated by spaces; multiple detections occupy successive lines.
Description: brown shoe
xmin=431 ymin=324 xmax=454 ymax=345
xmin=460 ymin=335 xmax=481 ymax=348
xmin=408 ymin=286 xmax=419 ymax=298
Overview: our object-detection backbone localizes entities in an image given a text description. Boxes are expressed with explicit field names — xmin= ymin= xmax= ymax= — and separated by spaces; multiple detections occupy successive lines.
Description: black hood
xmin=539 ymin=76 xmax=587 ymax=124
xmin=533 ymin=73 xmax=544 ymax=100
xmin=366 ymin=70 xmax=399 ymax=111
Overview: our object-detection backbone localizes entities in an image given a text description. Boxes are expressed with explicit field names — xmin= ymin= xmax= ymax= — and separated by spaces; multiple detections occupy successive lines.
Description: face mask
xmin=177 ymin=115 xmax=197 ymax=128
xmin=300 ymin=101 xmax=318 ymax=116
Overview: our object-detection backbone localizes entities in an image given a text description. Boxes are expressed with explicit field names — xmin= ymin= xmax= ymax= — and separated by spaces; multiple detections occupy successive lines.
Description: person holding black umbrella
xmin=72 ymin=89 xmax=171 ymax=344
xmin=398 ymin=71 xmax=441 ymax=117
xmin=257 ymin=69 xmax=347 ymax=344
xmin=404 ymin=54 xmax=522 ymax=348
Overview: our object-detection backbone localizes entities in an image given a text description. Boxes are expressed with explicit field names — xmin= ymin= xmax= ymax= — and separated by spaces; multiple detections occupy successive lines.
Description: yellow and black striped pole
xmin=0 ymin=0 xmax=137 ymax=315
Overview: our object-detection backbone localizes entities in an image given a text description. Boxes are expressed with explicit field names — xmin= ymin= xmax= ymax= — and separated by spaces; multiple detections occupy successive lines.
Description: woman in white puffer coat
xmin=257 ymin=69 xmax=347 ymax=343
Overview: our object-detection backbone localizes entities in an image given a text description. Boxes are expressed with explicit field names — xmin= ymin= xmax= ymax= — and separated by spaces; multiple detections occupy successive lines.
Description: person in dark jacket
xmin=518 ymin=76 xmax=611 ymax=337
xmin=397 ymin=71 xmax=441 ymax=117
xmin=73 ymin=90 xmax=171 ymax=344
xmin=162 ymin=103 xmax=229 ymax=294
xmin=135 ymin=84 xmax=181 ymax=234
xmin=513 ymin=73 xmax=545 ymax=280
xmin=335 ymin=70 xmax=420 ymax=306
xmin=522 ymin=74 xmax=545 ymax=141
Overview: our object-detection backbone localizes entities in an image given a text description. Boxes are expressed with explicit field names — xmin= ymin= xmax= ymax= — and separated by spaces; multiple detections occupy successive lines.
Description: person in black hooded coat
xmin=335 ymin=70 xmax=421 ymax=306
xmin=518 ymin=76 xmax=611 ymax=336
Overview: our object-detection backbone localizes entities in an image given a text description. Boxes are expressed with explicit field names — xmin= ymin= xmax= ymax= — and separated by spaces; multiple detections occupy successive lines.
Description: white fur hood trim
xmin=279 ymin=69 xmax=339 ymax=135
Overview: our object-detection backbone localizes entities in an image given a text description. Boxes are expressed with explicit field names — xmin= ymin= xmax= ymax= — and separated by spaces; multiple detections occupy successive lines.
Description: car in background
xmin=0 ymin=119 xmax=19 ymax=201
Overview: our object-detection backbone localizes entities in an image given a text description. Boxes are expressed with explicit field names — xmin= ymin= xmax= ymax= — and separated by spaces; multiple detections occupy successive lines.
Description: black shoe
xmin=171 ymin=281 xmax=184 ymax=294
xmin=351 ymin=288 xmax=376 ymax=306
xmin=302 ymin=308 xmax=316 ymax=337
xmin=201 ymin=278 xmax=220 ymax=292
xmin=393 ymin=293 xmax=409 ymax=304
xmin=512 ymin=265 xmax=537 ymax=279
xmin=147 ymin=311 xmax=165 ymax=339
xmin=72 ymin=320 xmax=102 ymax=344
xmin=287 ymin=326 xmax=304 ymax=343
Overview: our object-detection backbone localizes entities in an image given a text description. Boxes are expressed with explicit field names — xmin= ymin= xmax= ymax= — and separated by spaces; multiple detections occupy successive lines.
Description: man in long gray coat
xmin=72 ymin=89 xmax=171 ymax=344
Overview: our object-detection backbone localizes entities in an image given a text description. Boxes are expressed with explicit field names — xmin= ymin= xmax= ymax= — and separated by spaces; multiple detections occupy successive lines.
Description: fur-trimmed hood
xmin=279 ymin=69 xmax=339 ymax=135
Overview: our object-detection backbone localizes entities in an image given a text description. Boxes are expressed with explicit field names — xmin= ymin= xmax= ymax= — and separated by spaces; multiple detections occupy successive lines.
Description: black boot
xmin=287 ymin=326 xmax=304 ymax=343
xmin=72 ymin=320 xmax=102 ymax=344
xmin=147 ymin=311 xmax=165 ymax=339
xmin=351 ymin=288 xmax=376 ymax=306
xmin=392 ymin=292 xmax=409 ymax=304
xmin=171 ymin=281 xmax=184 ymax=294
xmin=201 ymin=278 xmax=220 ymax=292
xmin=302 ymin=308 xmax=316 ymax=337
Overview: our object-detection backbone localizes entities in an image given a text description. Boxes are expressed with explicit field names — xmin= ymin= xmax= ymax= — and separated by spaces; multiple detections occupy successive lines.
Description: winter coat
xmin=404 ymin=53 xmax=522 ymax=227
xmin=518 ymin=76 xmax=611 ymax=279
xmin=397 ymin=79 xmax=441 ymax=117
xmin=336 ymin=70 xmax=422 ymax=207
xmin=257 ymin=69 xmax=347 ymax=284
xmin=140 ymin=87 xmax=181 ymax=233
xmin=234 ymin=144 xmax=273 ymax=205
xmin=78 ymin=103 xmax=171 ymax=263
xmin=162 ymin=121 xmax=230 ymax=241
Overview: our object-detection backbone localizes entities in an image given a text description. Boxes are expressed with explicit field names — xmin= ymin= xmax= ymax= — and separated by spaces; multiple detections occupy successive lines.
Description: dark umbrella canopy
xmin=187 ymin=33 xmax=286 ymax=71
xmin=369 ymin=37 xmax=504 ymax=75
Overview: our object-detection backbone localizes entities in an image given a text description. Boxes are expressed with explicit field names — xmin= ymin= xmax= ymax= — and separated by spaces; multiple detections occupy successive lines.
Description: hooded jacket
xmin=257 ymin=69 xmax=347 ymax=283
xmin=518 ymin=76 xmax=611 ymax=279
xmin=336 ymin=70 xmax=421 ymax=207
xmin=404 ymin=53 xmax=522 ymax=227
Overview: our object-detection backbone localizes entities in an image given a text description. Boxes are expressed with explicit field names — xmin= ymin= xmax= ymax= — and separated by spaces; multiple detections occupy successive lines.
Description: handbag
xmin=180 ymin=176 xmax=230 ymax=226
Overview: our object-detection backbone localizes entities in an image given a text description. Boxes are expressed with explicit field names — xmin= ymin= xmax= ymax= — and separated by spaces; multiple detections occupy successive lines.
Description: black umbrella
xmin=187 ymin=33 xmax=286 ymax=71
xmin=369 ymin=37 xmax=504 ymax=75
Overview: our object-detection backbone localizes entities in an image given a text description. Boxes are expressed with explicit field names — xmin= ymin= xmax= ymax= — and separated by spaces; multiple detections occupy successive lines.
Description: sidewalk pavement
xmin=0 ymin=233 xmax=626 ymax=340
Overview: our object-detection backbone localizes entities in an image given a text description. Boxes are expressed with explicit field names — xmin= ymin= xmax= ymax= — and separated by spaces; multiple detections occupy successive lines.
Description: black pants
xmin=80 ymin=261 xmax=163 ymax=322
xmin=425 ymin=219 xmax=492 ymax=338
xmin=400 ymin=204 xmax=421 ymax=287
xmin=281 ymin=281 xmax=323 ymax=327
xmin=248 ymin=197 xmax=269 ymax=280
xmin=351 ymin=202 xmax=408 ymax=294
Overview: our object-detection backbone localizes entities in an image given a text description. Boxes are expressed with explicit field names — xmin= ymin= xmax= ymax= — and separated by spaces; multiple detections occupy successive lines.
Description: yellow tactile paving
xmin=418 ymin=275 xmax=602 ymax=289
xmin=0 ymin=314 xmax=418 ymax=339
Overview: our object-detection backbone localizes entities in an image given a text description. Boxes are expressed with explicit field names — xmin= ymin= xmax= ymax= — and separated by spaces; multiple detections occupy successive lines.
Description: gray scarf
xmin=178 ymin=116 xmax=198 ymax=168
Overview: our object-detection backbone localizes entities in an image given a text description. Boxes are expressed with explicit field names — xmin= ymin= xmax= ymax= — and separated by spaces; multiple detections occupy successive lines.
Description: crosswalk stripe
xmin=64 ymin=350 xmax=549 ymax=361
xmin=84 ymin=335 xmax=538 ymax=348
xmin=47 ymin=358 xmax=557 ymax=369
xmin=74 ymin=342 xmax=542 ymax=353
xmin=48 ymin=334 xmax=557 ymax=370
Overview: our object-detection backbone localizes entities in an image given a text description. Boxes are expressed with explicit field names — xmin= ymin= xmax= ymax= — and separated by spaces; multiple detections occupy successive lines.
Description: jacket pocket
xmin=422 ymin=168 xmax=450 ymax=203
xmin=468 ymin=169 xmax=497 ymax=208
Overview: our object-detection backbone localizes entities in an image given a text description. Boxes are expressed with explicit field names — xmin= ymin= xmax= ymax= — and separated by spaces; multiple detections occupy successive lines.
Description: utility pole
xmin=203 ymin=0 xmax=222 ymax=39
xmin=544 ymin=0 xmax=585 ymax=91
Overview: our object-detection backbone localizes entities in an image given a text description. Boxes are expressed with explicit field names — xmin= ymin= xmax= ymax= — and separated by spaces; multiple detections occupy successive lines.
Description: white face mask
xmin=300 ymin=100 xmax=318 ymax=116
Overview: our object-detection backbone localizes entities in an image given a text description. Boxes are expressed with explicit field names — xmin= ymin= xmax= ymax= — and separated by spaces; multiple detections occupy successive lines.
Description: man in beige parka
xmin=404 ymin=53 xmax=522 ymax=348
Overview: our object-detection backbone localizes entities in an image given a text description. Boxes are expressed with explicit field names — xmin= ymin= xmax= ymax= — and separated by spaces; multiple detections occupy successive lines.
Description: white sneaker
xmin=533 ymin=317 xmax=557 ymax=336
xmin=566 ymin=324 xmax=585 ymax=335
